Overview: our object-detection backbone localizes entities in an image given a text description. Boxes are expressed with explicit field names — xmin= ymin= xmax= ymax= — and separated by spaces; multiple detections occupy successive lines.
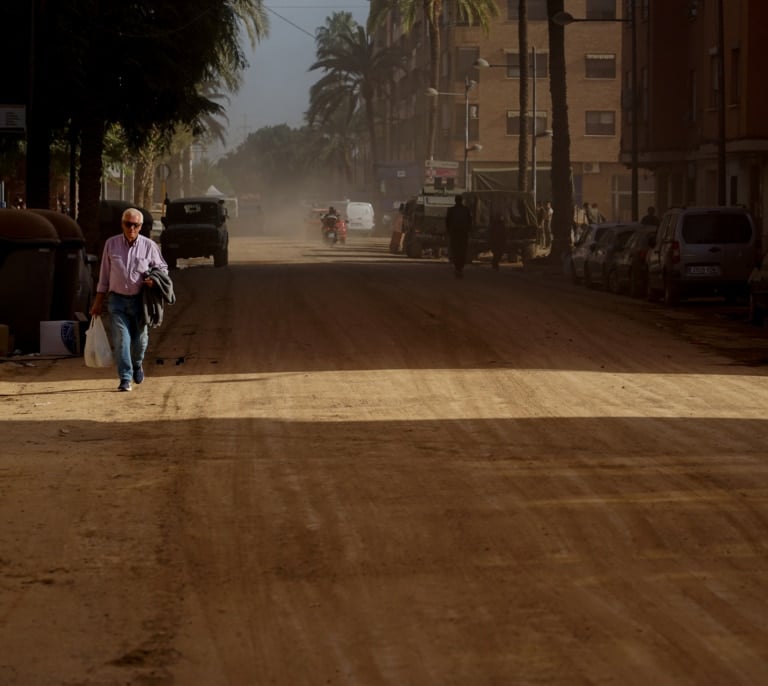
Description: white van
xmin=345 ymin=201 xmax=375 ymax=235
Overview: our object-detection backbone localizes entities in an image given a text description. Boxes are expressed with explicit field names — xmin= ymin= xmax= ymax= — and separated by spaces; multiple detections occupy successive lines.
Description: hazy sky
xmin=218 ymin=1 xmax=369 ymax=153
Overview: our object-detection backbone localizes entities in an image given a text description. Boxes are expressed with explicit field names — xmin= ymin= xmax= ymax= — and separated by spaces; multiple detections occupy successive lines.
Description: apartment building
xmin=630 ymin=0 xmax=767 ymax=236
xmin=372 ymin=0 xmax=640 ymax=221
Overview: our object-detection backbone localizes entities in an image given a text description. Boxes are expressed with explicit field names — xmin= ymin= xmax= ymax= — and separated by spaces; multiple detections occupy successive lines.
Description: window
xmin=456 ymin=46 xmax=480 ymax=82
xmin=681 ymin=214 xmax=752 ymax=244
xmin=585 ymin=54 xmax=616 ymax=79
xmin=507 ymin=0 xmax=548 ymax=20
xmin=585 ymin=111 xmax=616 ymax=135
xmin=455 ymin=104 xmax=480 ymax=140
xmin=505 ymin=52 xmax=549 ymax=78
xmin=586 ymin=0 xmax=616 ymax=20
xmin=506 ymin=110 xmax=548 ymax=136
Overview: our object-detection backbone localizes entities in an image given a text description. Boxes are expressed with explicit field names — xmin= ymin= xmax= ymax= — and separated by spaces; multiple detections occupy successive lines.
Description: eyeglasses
xmin=123 ymin=221 xmax=141 ymax=229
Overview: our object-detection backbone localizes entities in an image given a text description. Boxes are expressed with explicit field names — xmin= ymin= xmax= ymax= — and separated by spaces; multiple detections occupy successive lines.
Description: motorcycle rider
xmin=321 ymin=206 xmax=340 ymax=242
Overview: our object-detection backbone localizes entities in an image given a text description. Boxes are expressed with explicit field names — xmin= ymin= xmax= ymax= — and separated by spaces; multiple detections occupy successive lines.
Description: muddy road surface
xmin=2 ymin=235 xmax=768 ymax=685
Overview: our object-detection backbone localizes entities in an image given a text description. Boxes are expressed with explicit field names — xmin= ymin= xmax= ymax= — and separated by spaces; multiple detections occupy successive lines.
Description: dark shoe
xmin=133 ymin=366 xmax=144 ymax=384
xmin=118 ymin=380 xmax=132 ymax=392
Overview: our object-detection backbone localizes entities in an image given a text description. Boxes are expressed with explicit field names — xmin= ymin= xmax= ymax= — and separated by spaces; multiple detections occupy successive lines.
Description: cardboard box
xmin=40 ymin=320 xmax=80 ymax=356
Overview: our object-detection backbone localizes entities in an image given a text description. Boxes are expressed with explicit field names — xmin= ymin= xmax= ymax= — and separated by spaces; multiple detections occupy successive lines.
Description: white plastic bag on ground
xmin=84 ymin=316 xmax=114 ymax=368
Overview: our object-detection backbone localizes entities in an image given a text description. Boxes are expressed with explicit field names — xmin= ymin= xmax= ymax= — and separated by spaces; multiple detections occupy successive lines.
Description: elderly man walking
xmin=90 ymin=208 xmax=168 ymax=392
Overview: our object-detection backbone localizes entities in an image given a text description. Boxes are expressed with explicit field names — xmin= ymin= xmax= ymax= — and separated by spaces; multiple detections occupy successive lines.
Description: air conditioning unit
xmin=583 ymin=162 xmax=601 ymax=174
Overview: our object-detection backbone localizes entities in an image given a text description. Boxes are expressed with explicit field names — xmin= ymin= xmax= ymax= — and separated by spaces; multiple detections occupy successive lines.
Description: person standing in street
xmin=90 ymin=208 xmax=168 ymax=392
xmin=544 ymin=200 xmax=554 ymax=248
xmin=446 ymin=194 xmax=473 ymax=279
xmin=641 ymin=206 xmax=661 ymax=227
xmin=488 ymin=210 xmax=506 ymax=271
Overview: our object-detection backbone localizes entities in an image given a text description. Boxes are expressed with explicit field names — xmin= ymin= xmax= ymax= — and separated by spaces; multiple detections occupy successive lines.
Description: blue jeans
xmin=107 ymin=293 xmax=148 ymax=383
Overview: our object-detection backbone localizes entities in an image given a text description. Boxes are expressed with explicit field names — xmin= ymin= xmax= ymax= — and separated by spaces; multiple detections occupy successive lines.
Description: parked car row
xmin=568 ymin=206 xmax=766 ymax=325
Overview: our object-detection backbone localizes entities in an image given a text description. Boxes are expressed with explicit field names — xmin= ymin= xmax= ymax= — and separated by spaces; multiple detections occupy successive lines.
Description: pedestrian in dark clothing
xmin=446 ymin=194 xmax=473 ymax=279
xmin=488 ymin=211 xmax=506 ymax=271
xmin=641 ymin=206 xmax=660 ymax=227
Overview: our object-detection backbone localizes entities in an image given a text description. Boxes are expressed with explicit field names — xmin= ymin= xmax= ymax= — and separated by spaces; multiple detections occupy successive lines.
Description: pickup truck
xmin=160 ymin=197 xmax=229 ymax=270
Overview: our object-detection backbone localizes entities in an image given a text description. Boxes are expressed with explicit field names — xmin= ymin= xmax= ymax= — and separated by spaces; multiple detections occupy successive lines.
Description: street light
xmin=426 ymin=77 xmax=480 ymax=189
xmin=475 ymin=53 xmax=546 ymax=203
xmin=552 ymin=3 xmax=639 ymax=221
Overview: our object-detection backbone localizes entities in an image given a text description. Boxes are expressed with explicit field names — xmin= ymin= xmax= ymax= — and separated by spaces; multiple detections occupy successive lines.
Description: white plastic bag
xmin=84 ymin=316 xmax=114 ymax=368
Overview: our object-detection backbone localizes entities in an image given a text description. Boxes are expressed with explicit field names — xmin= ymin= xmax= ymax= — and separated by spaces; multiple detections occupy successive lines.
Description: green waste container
xmin=0 ymin=209 xmax=60 ymax=353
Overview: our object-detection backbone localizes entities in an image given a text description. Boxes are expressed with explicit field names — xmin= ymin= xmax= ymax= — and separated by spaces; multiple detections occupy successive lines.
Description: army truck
xmin=400 ymin=191 xmax=455 ymax=259
xmin=464 ymin=190 xmax=551 ymax=263
xmin=401 ymin=189 xmax=550 ymax=263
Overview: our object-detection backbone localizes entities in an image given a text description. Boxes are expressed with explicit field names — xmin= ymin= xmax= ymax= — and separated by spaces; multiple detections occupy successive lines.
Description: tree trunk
xmin=547 ymin=0 xmax=573 ymax=262
xmin=182 ymin=145 xmax=192 ymax=197
xmin=77 ymin=113 xmax=106 ymax=255
xmin=363 ymin=91 xmax=379 ymax=171
xmin=134 ymin=156 xmax=155 ymax=209
xmin=517 ymin=0 xmax=529 ymax=192
xmin=26 ymin=0 xmax=51 ymax=209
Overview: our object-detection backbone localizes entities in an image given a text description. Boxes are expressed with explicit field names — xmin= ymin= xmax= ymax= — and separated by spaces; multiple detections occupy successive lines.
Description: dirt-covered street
xmin=2 ymin=234 xmax=768 ymax=685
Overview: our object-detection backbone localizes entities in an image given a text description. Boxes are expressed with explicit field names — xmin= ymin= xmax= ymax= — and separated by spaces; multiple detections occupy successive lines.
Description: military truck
xmin=464 ymin=190 xmax=550 ymax=263
xmin=400 ymin=189 xmax=550 ymax=264
xmin=400 ymin=191 xmax=455 ymax=259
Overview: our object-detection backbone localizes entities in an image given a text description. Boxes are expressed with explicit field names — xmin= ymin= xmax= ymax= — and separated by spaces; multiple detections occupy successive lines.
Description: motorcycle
xmin=321 ymin=212 xmax=347 ymax=246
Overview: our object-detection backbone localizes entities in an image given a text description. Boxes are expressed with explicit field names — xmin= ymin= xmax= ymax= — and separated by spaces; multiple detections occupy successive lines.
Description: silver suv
xmin=646 ymin=206 xmax=759 ymax=305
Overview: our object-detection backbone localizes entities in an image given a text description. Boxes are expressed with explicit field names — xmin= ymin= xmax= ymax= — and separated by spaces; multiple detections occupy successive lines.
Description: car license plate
xmin=687 ymin=265 xmax=721 ymax=276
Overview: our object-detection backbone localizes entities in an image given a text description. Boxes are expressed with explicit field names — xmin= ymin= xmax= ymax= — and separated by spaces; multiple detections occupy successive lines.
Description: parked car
xmin=583 ymin=223 xmax=640 ymax=290
xmin=646 ymin=206 xmax=759 ymax=305
xmin=569 ymin=223 xmax=613 ymax=284
xmin=160 ymin=197 xmax=229 ymax=270
xmin=611 ymin=224 xmax=658 ymax=296
xmin=748 ymin=251 xmax=768 ymax=325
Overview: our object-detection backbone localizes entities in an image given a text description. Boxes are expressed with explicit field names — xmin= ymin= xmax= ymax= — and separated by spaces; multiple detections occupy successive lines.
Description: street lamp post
xmin=426 ymin=80 xmax=481 ymax=190
xmin=552 ymin=2 xmax=639 ymax=221
xmin=464 ymin=76 xmax=470 ymax=190
xmin=475 ymin=54 xmax=543 ymax=202
xmin=532 ymin=46 xmax=537 ymax=203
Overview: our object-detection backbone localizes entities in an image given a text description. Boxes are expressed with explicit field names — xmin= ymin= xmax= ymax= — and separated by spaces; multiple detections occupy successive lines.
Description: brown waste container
xmin=30 ymin=209 xmax=90 ymax=320
xmin=0 ymin=209 xmax=60 ymax=353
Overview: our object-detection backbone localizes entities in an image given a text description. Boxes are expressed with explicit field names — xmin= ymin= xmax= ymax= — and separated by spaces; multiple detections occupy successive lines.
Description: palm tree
xmin=369 ymin=0 xmax=499 ymax=160
xmin=25 ymin=0 xmax=268 ymax=252
xmin=546 ymin=0 xmax=574 ymax=261
xmin=306 ymin=109 xmax=367 ymax=185
xmin=315 ymin=11 xmax=356 ymax=52
xmin=308 ymin=17 xmax=406 ymax=171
